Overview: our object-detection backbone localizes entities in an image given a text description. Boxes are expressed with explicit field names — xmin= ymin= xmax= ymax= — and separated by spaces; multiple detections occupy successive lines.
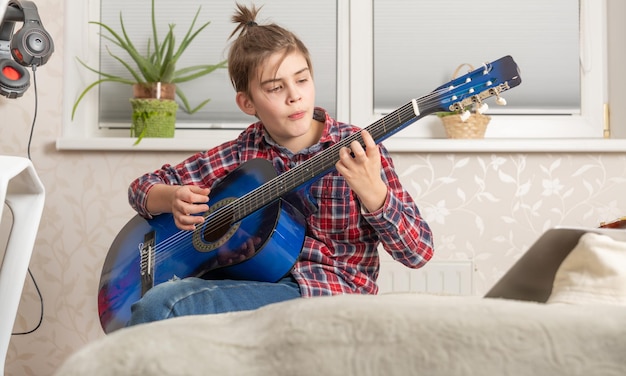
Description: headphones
xmin=0 ymin=0 xmax=54 ymax=98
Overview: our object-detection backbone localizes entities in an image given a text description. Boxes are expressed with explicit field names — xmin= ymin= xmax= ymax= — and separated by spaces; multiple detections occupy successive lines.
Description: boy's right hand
xmin=171 ymin=186 xmax=211 ymax=231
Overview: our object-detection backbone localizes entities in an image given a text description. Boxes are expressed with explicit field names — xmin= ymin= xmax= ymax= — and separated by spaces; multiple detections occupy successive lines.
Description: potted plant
xmin=71 ymin=0 xmax=227 ymax=144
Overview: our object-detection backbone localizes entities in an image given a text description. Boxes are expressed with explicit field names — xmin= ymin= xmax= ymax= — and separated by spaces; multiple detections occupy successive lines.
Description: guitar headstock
xmin=429 ymin=55 xmax=522 ymax=114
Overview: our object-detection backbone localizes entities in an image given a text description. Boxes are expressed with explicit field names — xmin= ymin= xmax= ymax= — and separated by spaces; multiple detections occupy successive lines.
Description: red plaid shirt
xmin=129 ymin=108 xmax=434 ymax=296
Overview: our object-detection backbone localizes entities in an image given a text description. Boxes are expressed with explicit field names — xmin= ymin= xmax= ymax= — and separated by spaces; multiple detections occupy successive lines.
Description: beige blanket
xmin=54 ymin=293 xmax=626 ymax=376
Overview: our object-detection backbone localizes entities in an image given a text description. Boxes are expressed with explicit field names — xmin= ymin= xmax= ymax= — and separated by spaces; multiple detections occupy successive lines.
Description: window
xmin=348 ymin=0 xmax=608 ymax=140
xmin=374 ymin=1 xmax=579 ymax=113
xmin=59 ymin=0 xmax=609 ymax=151
xmin=98 ymin=0 xmax=337 ymax=126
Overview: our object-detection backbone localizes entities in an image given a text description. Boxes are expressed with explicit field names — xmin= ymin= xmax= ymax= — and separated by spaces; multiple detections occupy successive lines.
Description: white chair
xmin=0 ymin=156 xmax=45 ymax=376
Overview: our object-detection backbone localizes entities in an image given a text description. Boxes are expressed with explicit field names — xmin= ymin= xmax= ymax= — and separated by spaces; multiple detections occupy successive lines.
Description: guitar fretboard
xmin=207 ymin=54 xmax=521 ymax=225
xmin=229 ymin=99 xmax=433 ymax=223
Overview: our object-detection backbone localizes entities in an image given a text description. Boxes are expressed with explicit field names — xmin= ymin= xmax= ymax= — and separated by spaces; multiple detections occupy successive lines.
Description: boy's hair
xmin=227 ymin=3 xmax=312 ymax=98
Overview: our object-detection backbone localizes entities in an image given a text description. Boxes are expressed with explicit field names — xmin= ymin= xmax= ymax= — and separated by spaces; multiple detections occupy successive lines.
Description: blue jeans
xmin=128 ymin=276 xmax=302 ymax=326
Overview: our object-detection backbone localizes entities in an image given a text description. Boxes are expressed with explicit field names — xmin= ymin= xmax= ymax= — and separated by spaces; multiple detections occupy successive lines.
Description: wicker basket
xmin=439 ymin=63 xmax=491 ymax=139
xmin=440 ymin=113 xmax=490 ymax=139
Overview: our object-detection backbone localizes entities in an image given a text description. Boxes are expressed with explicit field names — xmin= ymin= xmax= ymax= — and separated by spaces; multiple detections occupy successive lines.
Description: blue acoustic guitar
xmin=98 ymin=55 xmax=522 ymax=333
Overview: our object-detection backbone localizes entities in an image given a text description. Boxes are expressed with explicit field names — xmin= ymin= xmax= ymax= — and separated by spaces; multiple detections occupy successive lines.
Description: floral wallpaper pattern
xmin=1 ymin=1 xmax=626 ymax=375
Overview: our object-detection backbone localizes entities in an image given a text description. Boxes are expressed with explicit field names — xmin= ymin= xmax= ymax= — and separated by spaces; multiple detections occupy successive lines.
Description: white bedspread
xmin=54 ymin=293 xmax=626 ymax=376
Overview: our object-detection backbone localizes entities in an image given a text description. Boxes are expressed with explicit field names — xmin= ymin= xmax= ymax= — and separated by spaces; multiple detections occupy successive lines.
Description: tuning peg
xmin=476 ymin=103 xmax=489 ymax=114
xmin=495 ymin=96 xmax=507 ymax=106
xmin=460 ymin=110 xmax=471 ymax=122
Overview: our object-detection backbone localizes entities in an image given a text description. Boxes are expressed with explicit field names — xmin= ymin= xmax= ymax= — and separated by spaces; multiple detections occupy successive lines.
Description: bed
xmin=54 ymin=227 xmax=626 ymax=376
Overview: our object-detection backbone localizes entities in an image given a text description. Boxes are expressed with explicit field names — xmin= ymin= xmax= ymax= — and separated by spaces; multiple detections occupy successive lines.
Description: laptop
xmin=484 ymin=226 xmax=626 ymax=302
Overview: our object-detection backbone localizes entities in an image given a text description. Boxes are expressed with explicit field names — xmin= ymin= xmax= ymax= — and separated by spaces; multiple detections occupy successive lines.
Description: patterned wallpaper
xmin=2 ymin=1 xmax=626 ymax=375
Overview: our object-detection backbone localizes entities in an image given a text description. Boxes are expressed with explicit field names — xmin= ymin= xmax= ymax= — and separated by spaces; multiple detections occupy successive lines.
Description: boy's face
xmin=236 ymin=51 xmax=318 ymax=152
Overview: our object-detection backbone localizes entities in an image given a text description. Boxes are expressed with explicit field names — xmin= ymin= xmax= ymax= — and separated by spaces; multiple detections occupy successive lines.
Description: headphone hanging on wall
xmin=0 ymin=0 xmax=54 ymax=98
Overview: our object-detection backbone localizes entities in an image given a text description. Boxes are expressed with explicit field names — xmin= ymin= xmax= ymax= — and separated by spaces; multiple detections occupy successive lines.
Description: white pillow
xmin=547 ymin=232 xmax=626 ymax=305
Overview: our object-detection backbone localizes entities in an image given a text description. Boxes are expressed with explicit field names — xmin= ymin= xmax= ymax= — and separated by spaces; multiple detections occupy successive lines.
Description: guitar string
xmin=192 ymin=86 xmax=448 ymax=230
xmin=195 ymin=87 xmax=445 ymax=227
xmin=146 ymin=87 xmax=452 ymax=266
xmin=146 ymin=101 xmax=421 ymax=267
xmin=146 ymin=84 xmax=460 ymax=267
xmin=148 ymin=69 xmax=497 ymax=266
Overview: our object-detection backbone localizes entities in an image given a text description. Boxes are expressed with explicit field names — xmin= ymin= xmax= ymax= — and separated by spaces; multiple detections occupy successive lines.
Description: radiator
xmin=377 ymin=260 xmax=473 ymax=295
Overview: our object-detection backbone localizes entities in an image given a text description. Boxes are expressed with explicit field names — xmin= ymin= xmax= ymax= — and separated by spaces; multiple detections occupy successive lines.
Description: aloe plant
xmin=72 ymin=0 xmax=227 ymax=120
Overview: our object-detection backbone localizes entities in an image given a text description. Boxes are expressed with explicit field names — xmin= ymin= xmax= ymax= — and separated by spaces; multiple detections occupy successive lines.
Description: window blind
xmin=373 ymin=0 xmax=580 ymax=113
xmin=98 ymin=0 xmax=337 ymax=126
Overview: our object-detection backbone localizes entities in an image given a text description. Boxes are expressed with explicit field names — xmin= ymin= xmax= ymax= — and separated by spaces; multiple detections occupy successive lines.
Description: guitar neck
xmin=224 ymin=55 xmax=522 ymax=223
xmin=229 ymin=98 xmax=438 ymax=222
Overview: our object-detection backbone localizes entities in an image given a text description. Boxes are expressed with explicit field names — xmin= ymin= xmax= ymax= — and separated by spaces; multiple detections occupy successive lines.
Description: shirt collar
xmin=257 ymin=107 xmax=338 ymax=157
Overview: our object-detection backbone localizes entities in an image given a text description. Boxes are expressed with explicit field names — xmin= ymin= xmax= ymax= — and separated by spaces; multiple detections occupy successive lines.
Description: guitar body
xmin=98 ymin=158 xmax=306 ymax=333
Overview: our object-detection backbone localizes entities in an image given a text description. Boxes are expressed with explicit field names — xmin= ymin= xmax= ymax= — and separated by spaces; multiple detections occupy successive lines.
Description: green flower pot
xmin=129 ymin=98 xmax=178 ymax=144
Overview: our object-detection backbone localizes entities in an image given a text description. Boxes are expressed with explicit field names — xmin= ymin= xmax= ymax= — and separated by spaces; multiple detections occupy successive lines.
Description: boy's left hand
xmin=335 ymin=130 xmax=388 ymax=212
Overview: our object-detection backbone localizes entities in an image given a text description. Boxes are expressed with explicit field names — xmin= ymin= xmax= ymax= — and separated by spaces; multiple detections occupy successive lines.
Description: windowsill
xmin=56 ymin=133 xmax=626 ymax=153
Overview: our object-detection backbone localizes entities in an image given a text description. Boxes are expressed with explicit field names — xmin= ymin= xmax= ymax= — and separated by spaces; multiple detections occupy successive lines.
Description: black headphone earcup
xmin=10 ymin=24 xmax=54 ymax=66
xmin=0 ymin=58 xmax=31 ymax=98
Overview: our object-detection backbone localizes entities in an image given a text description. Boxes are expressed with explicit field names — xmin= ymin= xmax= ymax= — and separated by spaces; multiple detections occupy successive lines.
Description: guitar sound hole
xmin=202 ymin=220 xmax=232 ymax=242
xmin=192 ymin=198 xmax=240 ymax=252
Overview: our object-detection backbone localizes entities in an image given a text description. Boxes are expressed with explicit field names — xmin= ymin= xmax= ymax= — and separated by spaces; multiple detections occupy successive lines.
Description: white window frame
xmin=58 ymin=0 xmax=620 ymax=152
xmin=349 ymin=0 xmax=612 ymax=151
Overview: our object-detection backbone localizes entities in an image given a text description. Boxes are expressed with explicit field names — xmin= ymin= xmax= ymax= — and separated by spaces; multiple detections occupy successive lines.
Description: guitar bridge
xmin=139 ymin=231 xmax=155 ymax=297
